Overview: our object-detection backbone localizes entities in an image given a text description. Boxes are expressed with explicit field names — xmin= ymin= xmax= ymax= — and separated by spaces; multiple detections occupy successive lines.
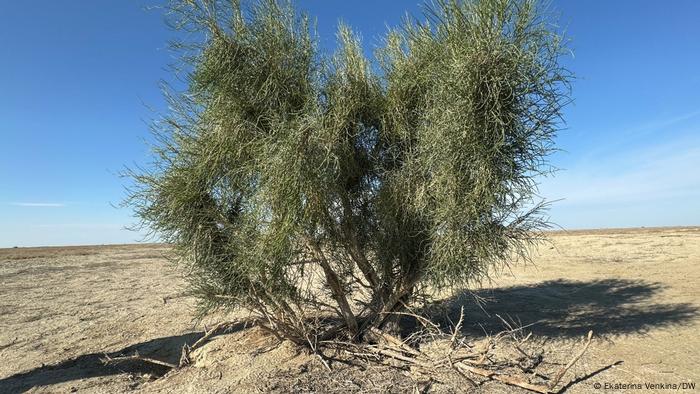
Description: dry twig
xmin=454 ymin=362 xmax=550 ymax=394
xmin=370 ymin=328 xmax=421 ymax=357
xmin=102 ymin=353 xmax=177 ymax=369
xmin=180 ymin=320 xmax=243 ymax=366
xmin=326 ymin=317 xmax=597 ymax=394
xmin=549 ymin=330 xmax=594 ymax=389
xmin=450 ymin=306 xmax=464 ymax=347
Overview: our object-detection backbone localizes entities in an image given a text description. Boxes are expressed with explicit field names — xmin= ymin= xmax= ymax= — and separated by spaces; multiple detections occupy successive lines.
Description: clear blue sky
xmin=1 ymin=1 xmax=699 ymax=247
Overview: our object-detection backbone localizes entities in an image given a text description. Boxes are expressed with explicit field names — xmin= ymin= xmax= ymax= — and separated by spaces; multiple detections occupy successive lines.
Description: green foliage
xmin=127 ymin=0 xmax=571 ymax=339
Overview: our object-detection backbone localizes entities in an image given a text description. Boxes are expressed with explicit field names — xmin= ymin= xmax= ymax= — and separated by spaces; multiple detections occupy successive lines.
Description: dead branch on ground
xmin=548 ymin=330 xmax=593 ymax=389
xmin=179 ymin=320 xmax=244 ymax=367
xmin=99 ymin=315 xmax=601 ymax=394
xmin=102 ymin=352 xmax=177 ymax=369
xmin=102 ymin=320 xmax=244 ymax=372
xmin=323 ymin=322 xmax=598 ymax=394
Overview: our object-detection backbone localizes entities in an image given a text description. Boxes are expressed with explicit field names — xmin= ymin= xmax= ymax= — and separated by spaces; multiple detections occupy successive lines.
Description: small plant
xmin=126 ymin=0 xmax=571 ymax=342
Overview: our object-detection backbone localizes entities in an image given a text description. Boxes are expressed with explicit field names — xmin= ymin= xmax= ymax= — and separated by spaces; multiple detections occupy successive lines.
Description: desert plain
xmin=0 ymin=227 xmax=698 ymax=393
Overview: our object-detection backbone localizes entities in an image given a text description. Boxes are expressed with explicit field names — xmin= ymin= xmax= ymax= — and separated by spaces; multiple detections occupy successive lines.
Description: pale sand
xmin=1 ymin=227 xmax=698 ymax=392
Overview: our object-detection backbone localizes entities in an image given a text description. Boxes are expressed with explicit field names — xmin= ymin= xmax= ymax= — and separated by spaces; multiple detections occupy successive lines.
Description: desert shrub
xmin=126 ymin=0 xmax=571 ymax=342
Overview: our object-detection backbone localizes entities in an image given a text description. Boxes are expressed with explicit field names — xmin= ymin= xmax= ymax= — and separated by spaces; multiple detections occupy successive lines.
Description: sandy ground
xmin=0 ymin=227 xmax=698 ymax=393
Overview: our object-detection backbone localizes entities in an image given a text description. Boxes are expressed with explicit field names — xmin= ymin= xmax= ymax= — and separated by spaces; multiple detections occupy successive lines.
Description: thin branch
xmin=455 ymin=362 xmax=550 ymax=394
xmin=549 ymin=330 xmax=593 ymax=389
xmin=370 ymin=327 xmax=421 ymax=357
xmin=451 ymin=306 xmax=464 ymax=347
xmin=102 ymin=353 xmax=177 ymax=369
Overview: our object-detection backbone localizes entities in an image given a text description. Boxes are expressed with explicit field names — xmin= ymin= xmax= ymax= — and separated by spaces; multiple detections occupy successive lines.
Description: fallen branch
xmin=103 ymin=320 xmax=245 ymax=371
xmin=180 ymin=320 xmax=243 ymax=366
xmin=193 ymin=320 xmax=242 ymax=350
xmin=366 ymin=346 xmax=434 ymax=370
xmin=557 ymin=360 xmax=623 ymax=392
xmin=326 ymin=319 xmax=598 ymax=394
xmin=549 ymin=330 xmax=593 ymax=389
xmin=102 ymin=353 xmax=177 ymax=369
xmin=455 ymin=362 xmax=550 ymax=394
xmin=370 ymin=328 xmax=421 ymax=356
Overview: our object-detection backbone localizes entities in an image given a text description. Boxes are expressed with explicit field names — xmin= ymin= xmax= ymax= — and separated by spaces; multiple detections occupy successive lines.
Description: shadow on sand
xmin=0 ymin=322 xmax=247 ymax=393
xmin=427 ymin=278 xmax=698 ymax=338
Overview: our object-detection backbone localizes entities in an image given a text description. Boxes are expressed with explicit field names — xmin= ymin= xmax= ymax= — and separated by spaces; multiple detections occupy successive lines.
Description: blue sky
xmin=1 ymin=1 xmax=699 ymax=247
